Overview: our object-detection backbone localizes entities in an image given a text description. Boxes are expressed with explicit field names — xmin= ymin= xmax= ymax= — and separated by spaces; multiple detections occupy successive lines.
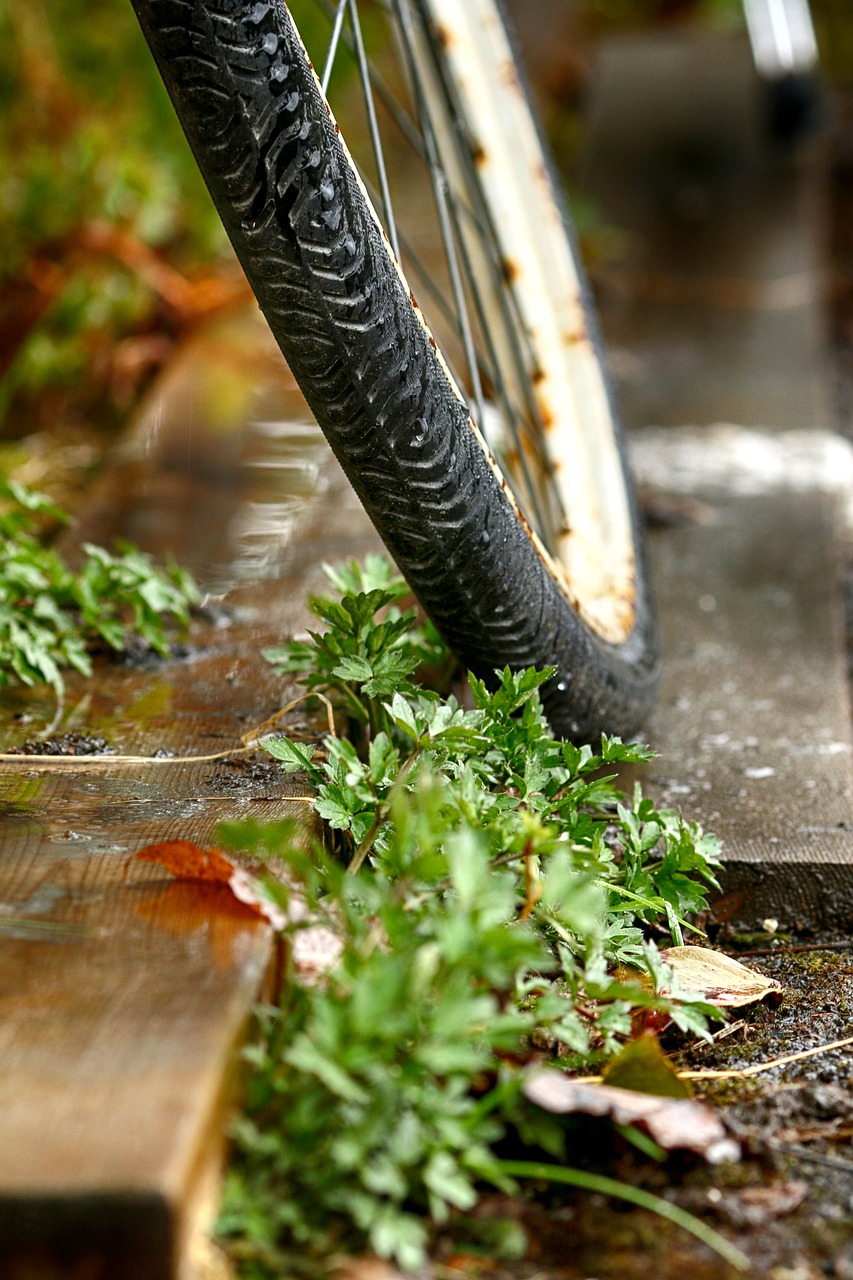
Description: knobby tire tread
xmin=130 ymin=0 xmax=660 ymax=739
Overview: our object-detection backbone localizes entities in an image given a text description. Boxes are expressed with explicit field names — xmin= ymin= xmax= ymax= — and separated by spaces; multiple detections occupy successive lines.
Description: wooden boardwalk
xmin=4 ymin=317 xmax=853 ymax=1277
xmin=0 ymin=311 xmax=380 ymax=1279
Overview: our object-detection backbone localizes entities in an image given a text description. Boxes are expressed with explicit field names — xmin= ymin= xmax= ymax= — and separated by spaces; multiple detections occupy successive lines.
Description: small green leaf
xmin=261 ymin=736 xmax=317 ymax=774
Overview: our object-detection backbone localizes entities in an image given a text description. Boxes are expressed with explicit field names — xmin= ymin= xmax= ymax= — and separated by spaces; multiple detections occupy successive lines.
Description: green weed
xmin=0 ymin=478 xmax=198 ymax=694
xmin=216 ymin=557 xmax=731 ymax=1273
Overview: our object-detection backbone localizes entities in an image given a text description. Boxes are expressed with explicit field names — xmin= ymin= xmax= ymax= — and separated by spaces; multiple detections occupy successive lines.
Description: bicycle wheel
xmin=130 ymin=0 xmax=660 ymax=740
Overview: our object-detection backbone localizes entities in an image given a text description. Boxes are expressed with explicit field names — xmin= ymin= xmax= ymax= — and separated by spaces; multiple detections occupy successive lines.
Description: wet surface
xmin=65 ymin=313 xmax=333 ymax=594
xmin=4 ymin=18 xmax=853 ymax=1279
xmin=641 ymin=475 xmax=853 ymax=929
xmin=0 ymin=308 xmax=381 ymax=1278
xmin=578 ymin=32 xmax=831 ymax=437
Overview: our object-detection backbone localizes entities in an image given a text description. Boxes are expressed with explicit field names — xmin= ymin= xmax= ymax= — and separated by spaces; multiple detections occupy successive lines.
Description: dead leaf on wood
xmin=523 ymin=1068 xmax=740 ymax=1164
xmin=660 ymin=945 xmax=783 ymax=1007
xmin=132 ymin=840 xmax=286 ymax=930
xmin=131 ymin=840 xmax=343 ymax=980
xmin=134 ymin=839 xmax=236 ymax=883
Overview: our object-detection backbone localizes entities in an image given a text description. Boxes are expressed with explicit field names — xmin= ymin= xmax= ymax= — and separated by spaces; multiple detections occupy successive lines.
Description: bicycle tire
xmin=130 ymin=0 xmax=660 ymax=740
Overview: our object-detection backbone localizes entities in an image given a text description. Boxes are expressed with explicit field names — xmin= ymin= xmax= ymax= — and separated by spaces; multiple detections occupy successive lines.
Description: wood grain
xmin=0 ymin=311 xmax=381 ymax=1279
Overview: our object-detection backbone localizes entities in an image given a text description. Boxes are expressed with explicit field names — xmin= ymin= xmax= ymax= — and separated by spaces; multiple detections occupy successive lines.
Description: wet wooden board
xmin=635 ymin=431 xmax=853 ymax=930
xmin=0 ymin=311 xmax=381 ymax=1280
xmin=3 ymin=328 xmax=851 ymax=1274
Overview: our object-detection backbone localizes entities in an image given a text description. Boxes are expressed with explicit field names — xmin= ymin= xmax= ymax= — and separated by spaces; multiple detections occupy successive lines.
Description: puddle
xmin=215 ymin=417 xmax=329 ymax=590
xmin=101 ymin=313 xmax=332 ymax=597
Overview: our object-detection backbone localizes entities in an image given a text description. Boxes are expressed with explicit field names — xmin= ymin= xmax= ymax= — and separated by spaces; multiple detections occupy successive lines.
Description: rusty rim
xmin=295 ymin=0 xmax=638 ymax=645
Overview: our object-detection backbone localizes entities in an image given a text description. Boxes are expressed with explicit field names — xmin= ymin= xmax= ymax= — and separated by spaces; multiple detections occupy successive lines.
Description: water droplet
xmin=262 ymin=32 xmax=279 ymax=54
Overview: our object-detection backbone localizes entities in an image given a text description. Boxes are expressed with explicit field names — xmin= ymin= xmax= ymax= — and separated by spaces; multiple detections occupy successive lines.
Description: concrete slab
xmin=579 ymin=32 xmax=832 ymax=435
xmin=632 ymin=428 xmax=853 ymax=930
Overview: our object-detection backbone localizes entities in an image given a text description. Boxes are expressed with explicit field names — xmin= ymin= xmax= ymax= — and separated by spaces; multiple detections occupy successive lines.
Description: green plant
xmin=0 ymin=0 xmax=229 ymax=435
xmin=0 ymin=478 xmax=198 ymax=693
xmin=215 ymin=557 xmax=736 ymax=1274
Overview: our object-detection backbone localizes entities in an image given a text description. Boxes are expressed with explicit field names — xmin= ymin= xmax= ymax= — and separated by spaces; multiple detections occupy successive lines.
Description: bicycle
xmin=129 ymin=0 xmax=661 ymax=741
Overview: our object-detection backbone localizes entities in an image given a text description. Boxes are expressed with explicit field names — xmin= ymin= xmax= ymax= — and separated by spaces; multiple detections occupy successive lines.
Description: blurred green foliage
xmin=0 ymin=0 xmax=769 ymax=449
xmin=0 ymin=0 xmax=228 ymax=436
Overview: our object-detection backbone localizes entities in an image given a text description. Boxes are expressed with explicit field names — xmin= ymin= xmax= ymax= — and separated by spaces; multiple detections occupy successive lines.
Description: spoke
xmin=390 ymin=0 xmax=487 ymax=432
xmin=445 ymin=187 xmax=555 ymax=540
xmin=410 ymin=0 xmax=567 ymax=538
xmin=347 ymin=0 xmax=401 ymax=264
xmin=313 ymin=0 xmax=428 ymax=164
xmin=312 ymin=0 xmax=489 ymax=392
xmin=363 ymin=162 xmax=535 ymax=507
xmin=308 ymin=0 xmax=568 ymax=551
xmin=321 ymin=0 xmax=349 ymax=94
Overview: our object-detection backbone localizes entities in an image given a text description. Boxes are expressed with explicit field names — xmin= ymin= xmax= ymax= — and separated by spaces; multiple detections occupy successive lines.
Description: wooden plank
xmin=0 ymin=310 xmax=381 ymax=1279
xmin=4 ymin=311 xmax=850 ymax=1273
xmin=634 ymin=428 xmax=853 ymax=930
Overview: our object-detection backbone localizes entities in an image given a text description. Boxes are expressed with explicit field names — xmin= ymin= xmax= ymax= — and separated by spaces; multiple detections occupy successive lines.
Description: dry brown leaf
xmin=523 ymin=1068 xmax=740 ymax=1163
xmin=660 ymin=945 xmax=783 ymax=1007
xmin=134 ymin=839 xmax=237 ymax=883
xmin=132 ymin=839 xmax=286 ymax=930
xmin=131 ymin=840 xmax=343 ymax=979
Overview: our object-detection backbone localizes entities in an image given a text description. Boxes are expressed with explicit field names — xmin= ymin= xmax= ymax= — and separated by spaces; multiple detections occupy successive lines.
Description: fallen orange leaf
xmin=132 ymin=839 xmax=286 ymax=929
xmin=134 ymin=839 xmax=237 ymax=883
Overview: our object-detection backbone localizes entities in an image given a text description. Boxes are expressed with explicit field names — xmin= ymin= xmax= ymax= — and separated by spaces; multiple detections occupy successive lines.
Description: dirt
xmin=210 ymin=756 xmax=287 ymax=793
xmin=10 ymin=732 xmax=115 ymax=756
xmin=430 ymin=945 xmax=853 ymax=1279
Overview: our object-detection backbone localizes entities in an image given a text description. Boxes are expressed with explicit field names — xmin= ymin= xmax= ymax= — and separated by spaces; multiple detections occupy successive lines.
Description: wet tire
xmin=130 ymin=0 xmax=660 ymax=740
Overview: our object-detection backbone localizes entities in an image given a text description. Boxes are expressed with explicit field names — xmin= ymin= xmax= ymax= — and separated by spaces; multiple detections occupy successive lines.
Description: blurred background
xmin=1 ymin=0 xmax=852 ymax=510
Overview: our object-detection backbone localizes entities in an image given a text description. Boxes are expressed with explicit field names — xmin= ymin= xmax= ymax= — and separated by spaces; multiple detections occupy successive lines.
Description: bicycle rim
xmin=130 ymin=0 xmax=661 ymax=737
xmin=296 ymin=0 xmax=637 ymax=644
